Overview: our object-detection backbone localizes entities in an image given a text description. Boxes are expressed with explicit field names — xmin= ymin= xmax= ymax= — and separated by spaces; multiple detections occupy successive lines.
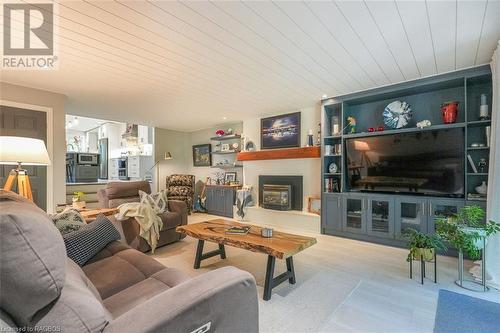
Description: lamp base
xmin=3 ymin=165 xmax=33 ymax=201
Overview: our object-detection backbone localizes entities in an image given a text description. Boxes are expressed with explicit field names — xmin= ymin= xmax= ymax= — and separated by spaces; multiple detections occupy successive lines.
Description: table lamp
xmin=0 ymin=136 xmax=51 ymax=201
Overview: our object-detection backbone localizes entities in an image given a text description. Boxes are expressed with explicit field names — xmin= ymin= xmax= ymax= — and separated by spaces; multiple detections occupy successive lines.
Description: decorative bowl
xmin=383 ymin=101 xmax=412 ymax=129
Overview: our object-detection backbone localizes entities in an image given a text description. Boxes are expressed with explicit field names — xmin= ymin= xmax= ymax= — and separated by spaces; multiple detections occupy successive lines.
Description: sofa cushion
xmin=106 ymin=181 xmax=151 ymax=199
xmin=83 ymin=248 xmax=165 ymax=299
xmin=36 ymin=259 xmax=111 ymax=333
xmin=108 ymin=196 xmax=140 ymax=209
xmin=158 ymin=211 xmax=181 ymax=230
xmin=0 ymin=190 xmax=66 ymax=327
xmin=63 ymin=215 xmax=121 ymax=266
xmin=139 ymin=189 xmax=168 ymax=213
xmin=50 ymin=207 xmax=86 ymax=235
xmin=103 ymin=268 xmax=189 ymax=318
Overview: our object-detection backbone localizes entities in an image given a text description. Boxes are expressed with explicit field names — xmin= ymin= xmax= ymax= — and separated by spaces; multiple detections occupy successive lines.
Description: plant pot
xmin=412 ymin=248 xmax=435 ymax=261
xmin=72 ymin=201 xmax=86 ymax=210
xmin=460 ymin=226 xmax=487 ymax=249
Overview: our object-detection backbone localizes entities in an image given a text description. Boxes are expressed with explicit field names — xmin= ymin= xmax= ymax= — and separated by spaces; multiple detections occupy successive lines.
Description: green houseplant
xmin=436 ymin=205 xmax=500 ymax=260
xmin=404 ymin=228 xmax=446 ymax=262
xmin=72 ymin=191 xmax=86 ymax=210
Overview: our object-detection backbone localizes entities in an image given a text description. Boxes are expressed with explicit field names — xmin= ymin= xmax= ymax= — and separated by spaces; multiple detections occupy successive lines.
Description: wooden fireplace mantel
xmin=237 ymin=146 xmax=321 ymax=161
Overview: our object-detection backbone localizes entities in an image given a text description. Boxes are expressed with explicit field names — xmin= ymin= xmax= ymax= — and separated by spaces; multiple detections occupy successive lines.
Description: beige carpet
xmin=152 ymin=214 xmax=500 ymax=333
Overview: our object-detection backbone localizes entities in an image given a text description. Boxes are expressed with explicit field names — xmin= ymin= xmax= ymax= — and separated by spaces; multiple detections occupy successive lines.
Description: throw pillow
xmin=63 ymin=214 xmax=121 ymax=266
xmin=139 ymin=189 xmax=168 ymax=214
xmin=49 ymin=207 xmax=86 ymax=235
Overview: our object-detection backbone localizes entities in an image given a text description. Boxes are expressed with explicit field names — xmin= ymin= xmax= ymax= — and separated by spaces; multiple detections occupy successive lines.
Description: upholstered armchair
xmin=166 ymin=174 xmax=195 ymax=214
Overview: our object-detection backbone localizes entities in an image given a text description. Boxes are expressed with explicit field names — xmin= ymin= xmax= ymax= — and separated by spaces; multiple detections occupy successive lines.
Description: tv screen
xmin=345 ymin=128 xmax=464 ymax=197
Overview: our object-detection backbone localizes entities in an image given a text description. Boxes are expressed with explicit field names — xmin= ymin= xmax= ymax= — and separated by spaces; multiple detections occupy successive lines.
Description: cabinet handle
xmin=337 ymin=197 xmax=340 ymax=207
xmin=362 ymin=200 xmax=366 ymax=211
xmin=421 ymin=203 xmax=426 ymax=216
xmin=429 ymin=203 xmax=433 ymax=217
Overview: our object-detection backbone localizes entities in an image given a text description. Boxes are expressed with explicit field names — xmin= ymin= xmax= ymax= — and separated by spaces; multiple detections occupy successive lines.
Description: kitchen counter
xmin=66 ymin=180 xmax=110 ymax=186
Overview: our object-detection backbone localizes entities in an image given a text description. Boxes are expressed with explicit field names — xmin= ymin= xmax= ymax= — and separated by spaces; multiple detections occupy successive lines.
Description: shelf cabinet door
xmin=394 ymin=197 xmax=428 ymax=239
xmin=342 ymin=195 xmax=366 ymax=234
xmin=367 ymin=197 xmax=394 ymax=238
xmin=427 ymin=199 xmax=465 ymax=234
xmin=322 ymin=193 xmax=342 ymax=233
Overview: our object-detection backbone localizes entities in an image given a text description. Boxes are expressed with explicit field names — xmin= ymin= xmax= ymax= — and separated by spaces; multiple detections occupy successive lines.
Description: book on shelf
xmin=467 ymin=154 xmax=478 ymax=173
xmin=225 ymin=226 xmax=251 ymax=235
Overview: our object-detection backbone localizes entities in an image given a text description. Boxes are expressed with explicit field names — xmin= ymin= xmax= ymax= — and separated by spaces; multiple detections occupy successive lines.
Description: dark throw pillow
xmin=63 ymin=214 xmax=121 ymax=266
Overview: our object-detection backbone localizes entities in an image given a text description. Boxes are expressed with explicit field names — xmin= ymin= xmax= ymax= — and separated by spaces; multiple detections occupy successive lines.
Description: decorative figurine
xmin=215 ymin=129 xmax=225 ymax=137
xmin=475 ymin=181 xmax=488 ymax=195
xmin=477 ymin=158 xmax=487 ymax=173
xmin=416 ymin=120 xmax=432 ymax=129
xmin=347 ymin=116 xmax=356 ymax=134
xmin=307 ymin=129 xmax=314 ymax=147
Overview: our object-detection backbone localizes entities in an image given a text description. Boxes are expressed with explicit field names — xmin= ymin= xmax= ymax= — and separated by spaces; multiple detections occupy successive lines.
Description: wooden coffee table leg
xmin=263 ymin=255 xmax=297 ymax=301
xmin=263 ymin=255 xmax=276 ymax=301
xmin=194 ymin=240 xmax=227 ymax=269
xmin=286 ymin=257 xmax=296 ymax=284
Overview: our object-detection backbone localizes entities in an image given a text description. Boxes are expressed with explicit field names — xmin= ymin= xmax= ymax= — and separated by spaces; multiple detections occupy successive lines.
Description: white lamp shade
xmin=0 ymin=136 xmax=51 ymax=165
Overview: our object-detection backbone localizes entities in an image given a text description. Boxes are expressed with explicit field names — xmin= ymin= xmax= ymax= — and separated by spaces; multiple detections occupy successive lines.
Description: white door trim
xmin=0 ymin=99 xmax=54 ymax=212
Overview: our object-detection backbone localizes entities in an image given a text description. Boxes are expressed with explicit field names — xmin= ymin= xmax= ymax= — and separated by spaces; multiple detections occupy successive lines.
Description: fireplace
xmin=262 ymin=184 xmax=292 ymax=210
xmin=259 ymin=175 xmax=303 ymax=211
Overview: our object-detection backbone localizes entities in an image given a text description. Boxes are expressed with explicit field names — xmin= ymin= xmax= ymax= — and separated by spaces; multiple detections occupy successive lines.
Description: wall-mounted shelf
xmin=210 ymin=165 xmax=243 ymax=169
xmin=467 ymin=120 xmax=491 ymax=127
xmin=467 ymin=173 xmax=488 ymax=176
xmin=467 ymin=146 xmax=489 ymax=150
xmin=237 ymin=146 xmax=320 ymax=161
xmin=343 ymin=122 xmax=466 ymax=139
xmin=210 ymin=134 xmax=241 ymax=141
xmin=211 ymin=151 xmax=239 ymax=155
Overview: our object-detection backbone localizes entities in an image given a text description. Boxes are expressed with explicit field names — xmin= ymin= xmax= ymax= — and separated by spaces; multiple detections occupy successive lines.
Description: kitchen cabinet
xmin=342 ymin=194 xmax=367 ymax=234
xmin=127 ymin=156 xmax=154 ymax=180
xmin=394 ymin=197 xmax=428 ymax=239
xmin=367 ymin=196 xmax=394 ymax=238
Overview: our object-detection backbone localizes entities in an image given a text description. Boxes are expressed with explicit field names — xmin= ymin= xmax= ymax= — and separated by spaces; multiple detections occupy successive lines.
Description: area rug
xmin=434 ymin=289 xmax=500 ymax=333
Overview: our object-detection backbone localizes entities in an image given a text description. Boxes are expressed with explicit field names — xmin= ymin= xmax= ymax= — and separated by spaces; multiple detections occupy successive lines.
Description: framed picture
xmin=221 ymin=143 xmax=230 ymax=152
xmin=307 ymin=196 xmax=321 ymax=215
xmin=224 ymin=172 xmax=236 ymax=183
xmin=192 ymin=144 xmax=212 ymax=167
xmin=261 ymin=112 xmax=301 ymax=149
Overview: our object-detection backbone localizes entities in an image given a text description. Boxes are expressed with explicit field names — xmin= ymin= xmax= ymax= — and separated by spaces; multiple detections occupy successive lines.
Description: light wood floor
xmin=152 ymin=213 xmax=500 ymax=333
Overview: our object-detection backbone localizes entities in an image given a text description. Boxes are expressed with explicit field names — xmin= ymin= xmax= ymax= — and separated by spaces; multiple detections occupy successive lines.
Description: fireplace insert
xmin=262 ymin=184 xmax=292 ymax=210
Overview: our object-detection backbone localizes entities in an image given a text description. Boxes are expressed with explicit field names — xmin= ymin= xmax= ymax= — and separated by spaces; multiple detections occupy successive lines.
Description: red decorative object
xmin=368 ymin=127 xmax=375 ymax=132
xmin=377 ymin=126 xmax=384 ymax=132
xmin=441 ymin=101 xmax=459 ymax=124
xmin=215 ymin=129 xmax=225 ymax=136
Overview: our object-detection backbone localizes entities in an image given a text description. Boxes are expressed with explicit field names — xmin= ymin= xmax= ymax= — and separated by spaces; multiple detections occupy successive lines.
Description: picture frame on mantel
xmin=192 ymin=144 xmax=212 ymax=167
xmin=261 ymin=112 xmax=301 ymax=149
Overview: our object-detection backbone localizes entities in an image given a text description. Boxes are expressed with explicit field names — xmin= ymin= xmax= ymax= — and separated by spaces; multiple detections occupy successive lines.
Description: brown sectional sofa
xmin=97 ymin=181 xmax=187 ymax=252
xmin=0 ymin=190 xmax=259 ymax=332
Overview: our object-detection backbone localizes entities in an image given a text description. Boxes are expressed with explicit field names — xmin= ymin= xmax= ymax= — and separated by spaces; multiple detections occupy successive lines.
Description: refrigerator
xmin=98 ymin=138 xmax=108 ymax=179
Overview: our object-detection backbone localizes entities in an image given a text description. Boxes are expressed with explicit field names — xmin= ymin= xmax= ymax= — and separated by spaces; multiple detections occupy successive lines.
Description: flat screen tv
xmin=345 ymin=128 xmax=464 ymax=197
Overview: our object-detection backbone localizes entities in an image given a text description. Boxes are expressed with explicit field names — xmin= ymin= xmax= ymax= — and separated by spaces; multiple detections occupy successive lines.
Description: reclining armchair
xmin=97 ymin=181 xmax=187 ymax=252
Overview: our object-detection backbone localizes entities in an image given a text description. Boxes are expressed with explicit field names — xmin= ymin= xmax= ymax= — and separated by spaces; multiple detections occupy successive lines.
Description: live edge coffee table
xmin=176 ymin=219 xmax=317 ymax=301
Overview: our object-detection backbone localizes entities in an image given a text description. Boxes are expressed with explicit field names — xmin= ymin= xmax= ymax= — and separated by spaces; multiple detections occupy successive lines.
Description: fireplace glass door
xmin=262 ymin=184 xmax=291 ymax=210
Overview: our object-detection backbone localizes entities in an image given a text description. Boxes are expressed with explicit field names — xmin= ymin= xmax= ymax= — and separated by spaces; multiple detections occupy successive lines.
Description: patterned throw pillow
xmin=63 ymin=214 xmax=121 ymax=266
xmin=50 ymin=207 xmax=86 ymax=235
xmin=139 ymin=190 xmax=168 ymax=214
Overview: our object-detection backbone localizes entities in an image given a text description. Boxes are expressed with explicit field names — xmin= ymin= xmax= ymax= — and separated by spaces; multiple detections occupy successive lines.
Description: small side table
xmin=80 ymin=208 xmax=119 ymax=223
xmin=409 ymin=252 xmax=437 ymax=284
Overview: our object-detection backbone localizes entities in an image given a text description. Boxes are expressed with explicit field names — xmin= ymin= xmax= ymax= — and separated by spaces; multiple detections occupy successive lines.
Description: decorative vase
xmin=441 ymin=101 xmax=459 ymax=124
xmin=475 ymin=181 xmax=487 ymax=195
xmin=72 ymin=201 xmax=86 ymax=210
xmin=412 ymin=248 xmax=435 ymax=261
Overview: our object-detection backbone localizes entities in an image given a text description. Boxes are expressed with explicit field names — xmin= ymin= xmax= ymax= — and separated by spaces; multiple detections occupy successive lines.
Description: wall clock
xmin=383 ymin=101 xmax=412 ymax=129
xmin=328 ymin=162 xmax=338 ymax=174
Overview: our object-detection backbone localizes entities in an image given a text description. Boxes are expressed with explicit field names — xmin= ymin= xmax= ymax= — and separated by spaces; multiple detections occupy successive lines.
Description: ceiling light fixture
xmin=73 ymin=117 xmax=79 ymax=126
xmin=222 ymin=116 xmax=227 ymax=120
xmin=67 ymin=121 xmax=73 ymax=128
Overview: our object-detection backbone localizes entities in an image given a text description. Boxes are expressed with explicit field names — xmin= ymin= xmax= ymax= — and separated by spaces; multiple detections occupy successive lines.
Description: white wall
xmin=242 ymin=105 xmax=321 ymax=210
xmin=154 ymin=128 xmax=189 ymax=192
xmin=1 ymin=82 xmax=66 ymax=212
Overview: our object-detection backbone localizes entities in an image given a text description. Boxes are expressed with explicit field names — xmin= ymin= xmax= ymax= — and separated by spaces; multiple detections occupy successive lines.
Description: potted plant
xmin=72 ymin=191 xmax=86 ymax=210
xmin=404 ymin=228 xmax=446 ymax=262
xmin=436 ymin=205 xmax=500 ymax=260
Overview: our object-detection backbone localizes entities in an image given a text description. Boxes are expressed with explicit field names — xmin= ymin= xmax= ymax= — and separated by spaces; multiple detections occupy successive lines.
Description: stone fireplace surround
xmin=258 ymin=175 xmax=303 ymax=211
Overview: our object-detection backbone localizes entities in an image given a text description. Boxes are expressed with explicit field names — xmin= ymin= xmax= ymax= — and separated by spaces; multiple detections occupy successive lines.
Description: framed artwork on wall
xmin=307 ymin=196 xmax=321 ymax=215
xmin=261 ymin=112 xmax=301 ymax=149
xmin=224 ymin=172 xmax=237 ymax=183
xmin=192 ymin=144 xmax=212 ymax=167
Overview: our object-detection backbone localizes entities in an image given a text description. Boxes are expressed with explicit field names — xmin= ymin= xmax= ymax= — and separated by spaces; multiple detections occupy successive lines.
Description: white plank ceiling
xmin=2 ymin=0 xmax=499 ymax=131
